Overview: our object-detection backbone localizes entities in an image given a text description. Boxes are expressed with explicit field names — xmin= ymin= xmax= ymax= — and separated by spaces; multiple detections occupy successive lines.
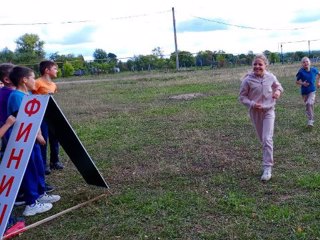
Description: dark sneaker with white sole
xmin=50 ymin=161 xmax=64 ymax=170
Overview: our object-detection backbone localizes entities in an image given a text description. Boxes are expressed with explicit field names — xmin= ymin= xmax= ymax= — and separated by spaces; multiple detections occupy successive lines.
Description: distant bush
xmin=63 ymin=61 xmax=74 ymax=77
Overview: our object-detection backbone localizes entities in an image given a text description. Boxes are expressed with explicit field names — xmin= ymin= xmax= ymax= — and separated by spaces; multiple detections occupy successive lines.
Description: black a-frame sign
xmin=45 ymin=95 xmax=109 ymax=188
xmin=0 ymin=95 xmax=108 ymax=238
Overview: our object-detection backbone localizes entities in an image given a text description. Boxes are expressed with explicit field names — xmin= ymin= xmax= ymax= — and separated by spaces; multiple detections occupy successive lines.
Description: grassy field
xmin=12 ymin=63 xmax=320 ymax=239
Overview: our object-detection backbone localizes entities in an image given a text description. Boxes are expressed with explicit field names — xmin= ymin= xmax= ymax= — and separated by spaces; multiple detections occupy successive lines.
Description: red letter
xmin=6 ymin=148 xmax=24 ymax=169
xmin=0 ymin=175 xmax=14 ymax=197
xmin=0 ymin=204 xmax=8 ymax=226
xmin=15 ymin=122 xmax=32 ymax=142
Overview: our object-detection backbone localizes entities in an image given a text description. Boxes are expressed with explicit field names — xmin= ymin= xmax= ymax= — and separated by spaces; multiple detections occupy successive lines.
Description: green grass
xmin=13 ymin=64 xmax=320 ymax=239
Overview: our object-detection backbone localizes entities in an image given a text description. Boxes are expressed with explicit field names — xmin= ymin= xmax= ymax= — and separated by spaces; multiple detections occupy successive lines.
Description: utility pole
xmin=280 ymin=43 xmax=284 ymax=64
xmin=172 ymin=7 xmax=179 ymax=70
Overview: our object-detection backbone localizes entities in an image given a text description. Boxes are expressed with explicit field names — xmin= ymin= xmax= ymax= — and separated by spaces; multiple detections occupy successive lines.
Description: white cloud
xmin=1 ymin=0 xmax=320 ymax=60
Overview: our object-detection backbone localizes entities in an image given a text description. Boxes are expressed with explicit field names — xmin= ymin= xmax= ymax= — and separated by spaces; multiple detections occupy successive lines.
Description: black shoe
xmin=50 ymin=161 xmax=64 ymax=170
xmin=45 ymin=165 xmax=51 ymax=175
xmin=45 ymin=183 xmax=55 ymax=193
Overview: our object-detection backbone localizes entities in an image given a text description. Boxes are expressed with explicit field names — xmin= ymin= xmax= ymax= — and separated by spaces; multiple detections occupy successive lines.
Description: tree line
xmin=1 ymin=33 xmax=320 ymax=77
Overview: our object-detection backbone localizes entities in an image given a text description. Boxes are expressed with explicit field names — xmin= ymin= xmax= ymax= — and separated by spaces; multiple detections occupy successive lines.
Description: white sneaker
xmin=307 ymin=120 xmax=314 ymax=127
xmin=23 ymin=201 xmax=52 ymax=216
xmin=37 ymin=192 xmax=61 ymax=204
xmin=261 ymin=167 xmax=272 ymax=181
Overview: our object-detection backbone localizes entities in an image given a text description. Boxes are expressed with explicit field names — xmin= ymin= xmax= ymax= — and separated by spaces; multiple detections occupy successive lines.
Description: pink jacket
xmin=239 ymin=71 xmax=283 ymax=110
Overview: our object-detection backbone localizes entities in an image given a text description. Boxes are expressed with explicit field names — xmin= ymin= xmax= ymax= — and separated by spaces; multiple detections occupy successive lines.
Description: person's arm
xmin=296 ymin=79 xmax=309 ymax=87
xmin=0 ymin=115 xmax=16 ymax=138
xmin=296 ymin=70 xmax=309 ymax=87
xmin=317 ymin=72 xmax=320 ymax=88
xmin=36 ymin=129 xmax=46 ymax=145
xmin=272 ymin=77 xmax=283 ymax=99
xmin=239 ymin=78 xmax=256 ymax=109
xmin=296 ymin=79 xmax=303 ymax=86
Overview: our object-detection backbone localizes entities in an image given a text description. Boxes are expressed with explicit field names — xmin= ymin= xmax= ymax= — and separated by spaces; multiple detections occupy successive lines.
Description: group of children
xmin=1 ymin=55 xmax=319 ymax=236
xmin=239 ymin=54 xmax=320 ymax=182
xmin=0 ymin=60 xmax=64 ymax=234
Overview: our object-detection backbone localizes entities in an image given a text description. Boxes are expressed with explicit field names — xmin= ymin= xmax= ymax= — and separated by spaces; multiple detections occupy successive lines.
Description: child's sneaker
xmin=307 ymin=120 xmax=314 ymax=127
xmin=45 ymin=165 xmax=51 ymax=175
xmin=37 ymin=192 xmax=61 ymax=203
xmin=14 ymin=194 xmax=26 ymax=206
xmin=14 ymin=199 xmax=26 ymax=206
xmin=45 ymin=183 xmax=55 ymax=193
xmin=261 ymin=167 xmax=272 ymax=181
xmin=4 ymin=220 xmax=26 ymax=238
xmin=23 ymin=201 xmax=52 ymax=216
xmin=50 ymin=161 xmax=64 ymax=170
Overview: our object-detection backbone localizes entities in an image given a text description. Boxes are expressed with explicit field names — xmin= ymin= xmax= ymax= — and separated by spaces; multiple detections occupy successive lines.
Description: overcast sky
xmin=1 ymin=0 xmax=320 ymax=60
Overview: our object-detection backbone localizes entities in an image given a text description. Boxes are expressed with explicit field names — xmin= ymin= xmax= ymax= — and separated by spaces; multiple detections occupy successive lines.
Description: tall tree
xmin=196 ymin=50 xmax=214 ymax=67
xmin=152 ymin=47 xmax=164 ymax=58
xmin=0 ymin=47 xmax=15 ymax=63
xmin=269 ymin=52 xmax=280 ymax=64
xmin=93 ymin=49 xmax=108 ymax=63
xmin=14 ymin=33 xmax=45 ymax=63
xmin=107 ymin=53 xmax=117 ymax=63
xmin=170 ymin=51 xmax=195 ymax=68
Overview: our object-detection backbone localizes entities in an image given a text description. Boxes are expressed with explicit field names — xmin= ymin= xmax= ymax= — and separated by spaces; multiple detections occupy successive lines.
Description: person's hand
xmin=297 ymin=80 xmax=309 ymax=87
xmin=5 ymin=115 xmax=16 ymax=127
xmin=272 ymin=90 xmax=281 ymax=99
xmin=253 ymin=103 xmax=263 ymax=110
xmin=297 ymin=80 xmax=302 ymax=86
xmin=36 ymin=132 xmax=46 ymax=145
xmin=37 ymin=135 xmax=46 ymax=145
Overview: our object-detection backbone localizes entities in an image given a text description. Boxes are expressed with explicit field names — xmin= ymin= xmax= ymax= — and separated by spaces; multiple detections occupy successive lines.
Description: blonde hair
xmin=301 ymin=56 xmax=310 ymax=63
xmin=240 ymin=53 xmax=269 ymax=81
xmin=253 ymin=53 xmax=269 ymax=66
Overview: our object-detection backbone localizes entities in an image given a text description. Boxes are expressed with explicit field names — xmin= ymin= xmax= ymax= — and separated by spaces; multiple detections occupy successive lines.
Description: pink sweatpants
xmin=303 ymin=92 xmax=315 ymax=121
xmin=249 ymin=108 xmax=275 ymax=167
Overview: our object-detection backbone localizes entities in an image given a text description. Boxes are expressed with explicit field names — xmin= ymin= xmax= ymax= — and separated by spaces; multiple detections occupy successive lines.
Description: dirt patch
xmin=169 ymin=93 xmax=206 ymax=100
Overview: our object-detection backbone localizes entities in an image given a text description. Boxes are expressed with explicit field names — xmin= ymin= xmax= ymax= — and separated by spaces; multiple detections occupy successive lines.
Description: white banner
xmin=0 ymin=95 xmax=49 ymax=238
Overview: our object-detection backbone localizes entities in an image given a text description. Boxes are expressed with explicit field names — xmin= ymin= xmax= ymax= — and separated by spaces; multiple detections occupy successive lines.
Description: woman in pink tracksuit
xmin=239 ymin=54 xmax=284 ymax=181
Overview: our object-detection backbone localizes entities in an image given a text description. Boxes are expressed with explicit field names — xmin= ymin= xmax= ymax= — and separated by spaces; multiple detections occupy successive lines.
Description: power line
xmin=0 ymin=10 xmax=171 ymax=26
xmin=0 ymin=10 xmax=310 ymax=32
xmin=0 ymin=20 xmax=92 ymax=26
xmin=280 ymin=39 xmax=320 ymax=44
xmin=110 ymin=10 xmax=171 ymax=20
xmin=192 ymin=15 xmax=308 ymax=31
